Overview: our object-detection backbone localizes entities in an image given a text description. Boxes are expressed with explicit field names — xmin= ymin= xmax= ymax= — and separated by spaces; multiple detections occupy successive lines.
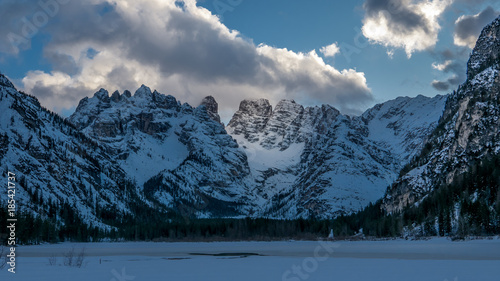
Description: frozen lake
xmin=2 ymin=238 xmax=500 ymax=280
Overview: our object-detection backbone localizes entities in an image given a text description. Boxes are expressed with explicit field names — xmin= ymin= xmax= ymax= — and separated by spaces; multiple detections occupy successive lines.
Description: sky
xmin=0 ymin=0 xmax=498 ymax=122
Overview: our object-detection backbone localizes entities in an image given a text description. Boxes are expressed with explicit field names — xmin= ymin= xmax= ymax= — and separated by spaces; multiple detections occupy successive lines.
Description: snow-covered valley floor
xmin=2 ymin=238 xmax=500 ymax=281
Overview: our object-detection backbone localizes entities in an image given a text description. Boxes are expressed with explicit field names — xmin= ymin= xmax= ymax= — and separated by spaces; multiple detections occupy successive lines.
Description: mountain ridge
xmin=227 ymin=93 xmax=446 ymax=218
xmin=0 ymin=69 xmax=448 ymax=224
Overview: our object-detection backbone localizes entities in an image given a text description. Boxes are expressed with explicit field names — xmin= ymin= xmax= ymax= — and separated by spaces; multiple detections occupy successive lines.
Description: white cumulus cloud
xmin=432 ymin=60 xmax=452 ymax=71
xmin=361 ymin=0 xmax=452 ymax=58
xmin=320 ymin=43 xmax=340 ymax=57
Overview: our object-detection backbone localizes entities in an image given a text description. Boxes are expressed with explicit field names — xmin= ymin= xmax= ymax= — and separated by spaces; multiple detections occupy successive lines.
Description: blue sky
xmin=0 ymin=0 xmax=498 ymax=120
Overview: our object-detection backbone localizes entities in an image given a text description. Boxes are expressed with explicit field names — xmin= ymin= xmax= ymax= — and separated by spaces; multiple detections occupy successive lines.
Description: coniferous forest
xmin=2 ymin=150 xmax=499 ymax=245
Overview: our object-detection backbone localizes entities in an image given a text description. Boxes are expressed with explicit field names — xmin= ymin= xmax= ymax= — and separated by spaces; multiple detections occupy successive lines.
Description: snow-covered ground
xmin=2 ymin=238 xmax=500 ymax=281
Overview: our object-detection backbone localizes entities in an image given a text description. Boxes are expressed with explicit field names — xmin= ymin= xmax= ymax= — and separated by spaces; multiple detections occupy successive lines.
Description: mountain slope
xmin=67 ymin=81 xmax=447 ymax=219
xmin=0 ymin=73 xmax=142 ymax=232
xmin=69 ymin=89 xmax=251 ymax=217
xmin=227 ymin=94 xmax=447 ymax=218
xmin=382 ymin=15 xmax=500 ymax=236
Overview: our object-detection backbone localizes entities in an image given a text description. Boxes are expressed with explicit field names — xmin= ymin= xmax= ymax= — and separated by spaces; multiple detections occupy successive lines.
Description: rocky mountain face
xmin=227 ymin=95 xmax=446 ymax=218
xmin=69 ymin=87 xmax=250 ymax=217
xmin=0 ymin=73 xmax=140 ymax=230
xmin=382 ymin=16 xmax=500 ymax=230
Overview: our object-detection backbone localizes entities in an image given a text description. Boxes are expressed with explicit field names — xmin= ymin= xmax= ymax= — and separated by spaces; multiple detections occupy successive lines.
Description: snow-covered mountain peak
xmin=274 ymin=99 xmax=303 ymax=114
xmin=200 ymin=95 xmax=217 ymax=110
xmin=361 ymin=94 xmax=447 ymax=161
xmin=111 ymin=90 xmax=121 ymax=102
xmin=134 ymin=84 xmax=153 ymax=98
xmin=228 ymin=98 xmax=306 ymax=149
xmin=93 ymin=88 xmax=110 ymax=101
xmin=67 ymin=85 xmax=252 ymax=202
xmin=238 ymin=98 xmax=273 ymax=117
xmin=227 ymin=99 xmax=273 ymax=143
xmin=0 ymin=73 xmax=15 ymax=89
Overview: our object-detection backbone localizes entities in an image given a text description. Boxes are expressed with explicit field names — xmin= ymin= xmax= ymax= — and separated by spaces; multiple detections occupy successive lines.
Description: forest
xmin=1 ymin=154 xmax=499 ymax=245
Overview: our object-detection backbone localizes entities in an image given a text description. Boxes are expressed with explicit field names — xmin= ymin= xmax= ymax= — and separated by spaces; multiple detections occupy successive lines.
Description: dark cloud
xmin=135 ymin=9 xmax=261 ymax=83
xmin=447 ymin=75 xmax=463 ymax=85
xmin=431 ymin=80 xmax=450 ymax=91
xmin=454 ymin=0 xmax=494 ymax=4
xmin=363 ymin=0 xmax=428 ymax=33
xmin=43 ymin=51 xmax=79 ymax=75
xmin=454 ymin=6 xmax=499 ymax=48
xmin=430 ymin=48 xmax=469 ymax=91
xmin=440 ymin=49 xmax=458 ymax=60
xmin=430 ymin=5 xmax=498 ymax=92
xmin=38 ymin=1 xmax=261 ymax=84
xmin=45 ymin=2 xmax=124 ymax=46
xmin=0 ymin=1 xmax=40 ymax=54
xmin=441 ymin=60 xmax=466 ymax=79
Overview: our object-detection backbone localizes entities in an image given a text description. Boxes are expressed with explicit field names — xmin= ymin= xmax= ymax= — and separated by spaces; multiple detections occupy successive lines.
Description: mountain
xmin=66 ymin=79 xmax=447 ymax=219
xmin=0 ymin=73 xmax=144 ymax=236
xmin=68 ymin=87 xmax=250 ymax=218
xmin=227 ymin=95 xmax=446 ymax=218
xmin=382 ymin=15 xmax=500 ymax=236
xmin=0 ymin=69 xmax=448 ymax=229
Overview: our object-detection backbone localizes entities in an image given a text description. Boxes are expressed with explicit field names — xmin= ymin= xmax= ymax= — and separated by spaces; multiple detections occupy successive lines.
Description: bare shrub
xmin=63 ymin=247 xmax=86 ymax=268
xmin=63 ymin=247 xmax=75 ymax=267
xmin=48 ymin=254 xmax=57 ymax=266
xmin=74 ymin=247 xmax=86 ymax=268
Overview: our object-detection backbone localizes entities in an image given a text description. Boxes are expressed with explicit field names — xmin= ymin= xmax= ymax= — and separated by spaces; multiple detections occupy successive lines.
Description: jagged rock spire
xmin=200 ymin=95 xmax=221 ymax=123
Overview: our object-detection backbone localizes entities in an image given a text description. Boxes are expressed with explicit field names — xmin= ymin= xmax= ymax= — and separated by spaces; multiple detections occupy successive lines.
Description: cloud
xmin=431 ymin=80 xmax=450 ymax=91
xmin=0 ymin=1 xmax=39 ymax=54
xmin=430 ymin=48 xmax=468 ymax=91
xmin=432 ymin=60 xmax=452 ymax=71
xmin=2 ymin=0 xmax=373 ymax=117
xmin=386 ymin=49 xmax=395 ymax=59
xmin=22 ymin=70 xmax=91 ymax=112
xmin=361 ymin=0 xmax=452 ymax=58
xmin=454 ymin=6 xmax=499 ymax=48
xmin=320 ymin=43 xmax=340 ymax=57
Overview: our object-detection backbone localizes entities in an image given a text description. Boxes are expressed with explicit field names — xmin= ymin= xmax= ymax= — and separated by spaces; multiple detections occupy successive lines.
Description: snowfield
xmin=2 ymin=238 xmax=500 ymax=281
